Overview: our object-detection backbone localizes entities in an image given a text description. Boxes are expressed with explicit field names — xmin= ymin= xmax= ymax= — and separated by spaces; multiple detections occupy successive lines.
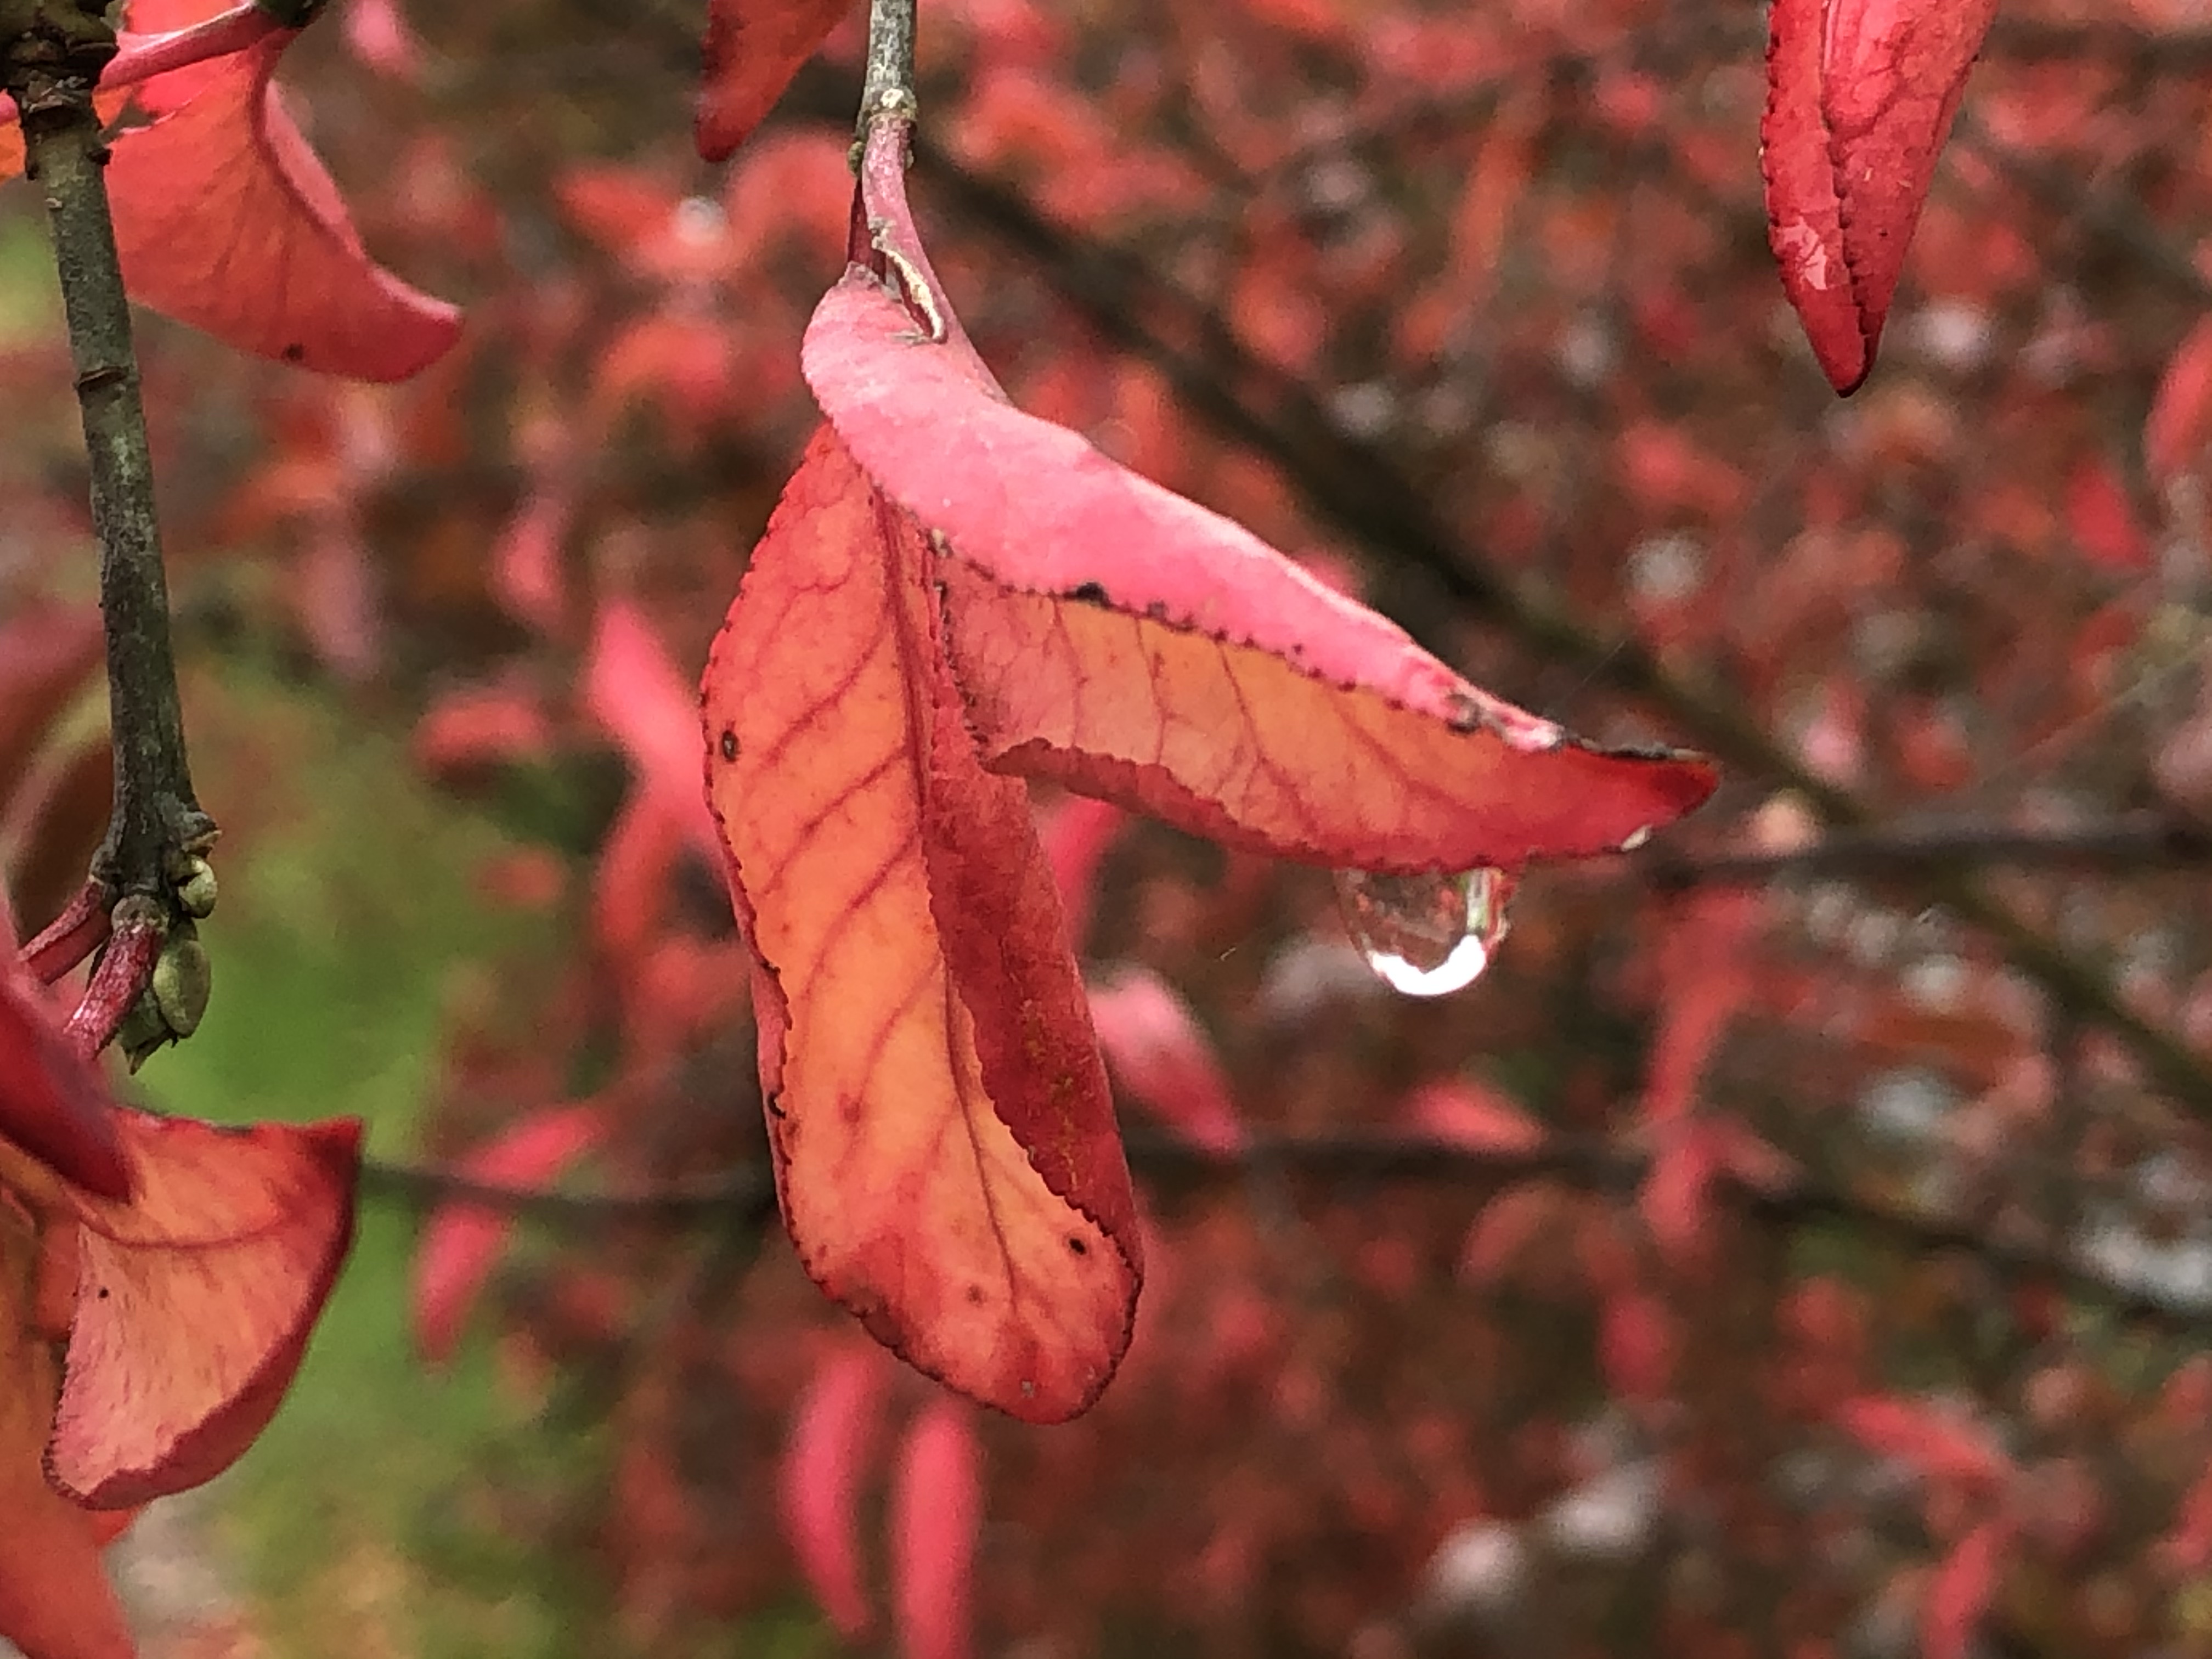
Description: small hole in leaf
xmin=720 ymin=730 xmax=738 ymax=761
xmin=765 ymin=1092 xmax=786 ymax=1119
xmin=1066 ymin=1235 xmax=1088 ymax=1256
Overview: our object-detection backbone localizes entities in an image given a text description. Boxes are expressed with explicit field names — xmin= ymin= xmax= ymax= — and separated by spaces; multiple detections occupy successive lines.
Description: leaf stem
xmin=859 ymin=0 xmax=917 ymax=135
xmin=4 ymin=0 xmax=215 ymax=1051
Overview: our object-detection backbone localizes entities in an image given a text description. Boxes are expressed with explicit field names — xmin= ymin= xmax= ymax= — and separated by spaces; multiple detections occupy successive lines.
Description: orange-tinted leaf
xmin=889 ymin=1396 xmax=982 ymax=1659
xmin=0 ymin=1207 xmax=134 ymax=1659
xmin=694 ymin=0 xmax=850 ymax=162
xmin=411 ymin=1103 xmax=604 ymax=1363
xmin=47 ymin=1113 xmax=360 ymax=1506
xmin=703 ymin=430 xmax=1139 ymax=1422
xmin=105 ymin=36 xmax=460 ymax=379
xmin=780 ymin=1341 xmax=896 ymax=1639
xmin=805 ymin=125 xmax=1714 ymax=872
xmin=1762 ymin=0 xmax=1998 ymax=393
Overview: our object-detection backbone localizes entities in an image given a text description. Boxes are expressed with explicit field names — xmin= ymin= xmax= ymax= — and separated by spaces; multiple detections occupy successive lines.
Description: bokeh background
xmin=9 ymin=0 xmax=2212 ymax=1655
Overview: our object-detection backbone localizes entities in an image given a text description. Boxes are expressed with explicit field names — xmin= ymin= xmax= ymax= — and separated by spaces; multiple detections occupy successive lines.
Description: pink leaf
xmin=889 ymin=1396 xmax=983 ymax=1659
xmin=1922 ymin=1520 xmax=2011 ymax=1659
xmin=779 ymin=1342 xmax=896 ymax=1639
xmin=804 ymin=122 xmax=1715 ymax=873
xmin=1086 ymin=966 xmax=1243 ymax=1154
xmin=584 ymin=601 xmax=713 ymax=841
xmin=1836 ymin=1395 xmax=2008 ymax=1491
xmin=1401 ymin=1076 xmax=1544 ymax=1154
xmin=104 ymin=35 xmax=460 ymax=379
xmin=1761 ymin=0 xmax=1999 ymax=393
xmin=411 ymin=1103 xmax=605 ymax=1363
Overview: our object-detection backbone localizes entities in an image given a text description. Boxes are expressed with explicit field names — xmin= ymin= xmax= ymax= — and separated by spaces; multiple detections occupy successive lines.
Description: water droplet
xmin=1333 ymin=866 xmax=1516 ymax=997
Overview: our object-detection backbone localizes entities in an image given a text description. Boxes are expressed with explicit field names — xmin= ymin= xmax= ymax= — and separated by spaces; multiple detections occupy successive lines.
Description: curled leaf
xmin=703 ymin=430 xmax=1139 ymax=1422
xmin=804 ymin=122 xmax=1714 ymax=872
xmin=47 ymin=1112 xmax=361 ymax=1506
xmin=105 ymin=35 xmax=461 ymax=379
xmin=0 ymin=1206 xmax=134 ymax=1659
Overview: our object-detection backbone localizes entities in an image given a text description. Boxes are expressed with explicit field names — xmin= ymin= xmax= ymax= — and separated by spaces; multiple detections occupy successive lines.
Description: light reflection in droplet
xmin=1331 ymin=865 xmax=1516 ymax=997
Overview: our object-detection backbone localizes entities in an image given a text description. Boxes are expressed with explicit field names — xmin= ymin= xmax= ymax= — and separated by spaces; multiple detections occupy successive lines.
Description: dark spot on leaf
xmin=1146 ymin=601 xmax=1170 ymax=620
xmin=720 ymin=729 xmax=739 ymax=761
xmin=1067 ymin=1235 xmax=1088 ymax=1256
xmin=281 ymin=343 xmax=306 ymax=363
xmin=1069 ymin=582 xmax=1109 ymax=606
xmin=964 ymin=1284 xmax=984 ymax=1305
xmin=97 ymin=1286 xmax=109 ymax=1300
xmin=765 ymin=1091 xmax=787 ymax=1119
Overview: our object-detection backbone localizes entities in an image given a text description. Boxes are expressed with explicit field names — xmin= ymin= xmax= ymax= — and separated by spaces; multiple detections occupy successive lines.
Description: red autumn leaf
xmin=1086 ymin=966 xmax=1244 ymax=1154
xmin=0 ymin=943 xmax=129 ymax=1203
xmin=1401 ymin=1076 xmax=1544 ymax=1154
xmin=45 ymin=1111 xmax=360 ymax=1506
xmin=1762 ymin=0 xmax=1999 ymax=394
xmin=803 ymin=125 xmax=1716 ymax=873
xmin=411 ymin=1102 xmax=604 ymax=1363
xmin=694 ymin=0 xmax=851 ymax=163
xmin=0 ymin=1201 xmax=135 ymax=1659
xmin=1922 ymin=1519 xmax=2011 ymax=1659
xmin=889 ymin=1396 xmax=983 ymax=1659
xmin=703 ymin=428 xmax=1141 ymax=1423
xmin=103 ymin=34 xmax=460 ymax=380
xmin=780 ymin=1341 xmax=897 ymax=1639
xmin=1836 ymin=1394 xmax=2009 ymax=1492
xmin=2064 ymin=459 xmax=2152 ymax=574
xmin=2148 ymin=317 xmax=2212 ymax=486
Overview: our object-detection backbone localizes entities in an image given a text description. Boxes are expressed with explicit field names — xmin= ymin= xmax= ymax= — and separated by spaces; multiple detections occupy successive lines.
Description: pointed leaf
xmin=779 ymin=1341 xmax=896 ymax=1639
xmin=889 ymin=1396 xmax=983 ymax=1659
xmin=695 ymin=0 xmax=850 ymax=162
xmin=411 ymin=1103 xmax=604 ymax=1363
xmin=105 ymin=36 xmax=460 ymax=379
xmin=47 ymin=1112 xmax=361 ymax=1506
xmin=804 ymin=128 xmax=1714 ymax=871
xmin=703 ymin=430 xmax=1139 ymax=1422
xmin=1762 ymin=0 xmax=1998 ymax=393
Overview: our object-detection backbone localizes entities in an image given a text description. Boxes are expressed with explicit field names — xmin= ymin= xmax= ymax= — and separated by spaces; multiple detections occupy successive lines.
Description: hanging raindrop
xmin=1333 ymin=865 xmax=1516 ymax=997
